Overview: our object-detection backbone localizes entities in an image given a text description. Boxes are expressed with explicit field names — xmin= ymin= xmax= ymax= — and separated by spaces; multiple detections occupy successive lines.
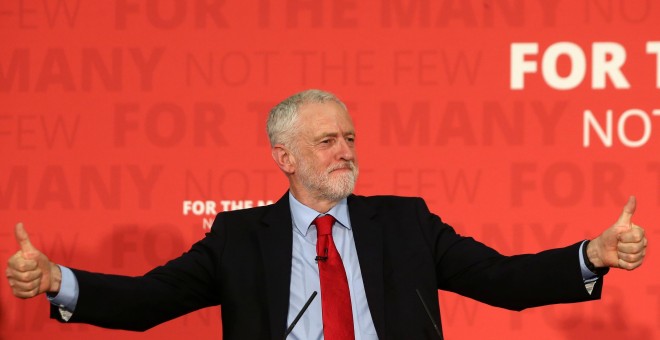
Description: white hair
xmin=266 ymin=89 xmax=347 ymax=147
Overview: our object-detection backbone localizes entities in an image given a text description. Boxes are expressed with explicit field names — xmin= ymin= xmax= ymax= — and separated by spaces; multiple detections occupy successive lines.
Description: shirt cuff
xmin=579 ymin=240 xmax=598 ymax=281
xmin=46 ymin=265 xmax=79 ymax=313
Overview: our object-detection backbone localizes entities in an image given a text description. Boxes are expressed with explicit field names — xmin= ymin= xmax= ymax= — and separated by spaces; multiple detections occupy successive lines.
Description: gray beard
xmin=298 ymin=161 xmax=359 ymax=202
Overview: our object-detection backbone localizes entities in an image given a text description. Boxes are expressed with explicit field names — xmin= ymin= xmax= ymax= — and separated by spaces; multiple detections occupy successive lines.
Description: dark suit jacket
xmin=53 ymin=193 xmax=603 ymax=339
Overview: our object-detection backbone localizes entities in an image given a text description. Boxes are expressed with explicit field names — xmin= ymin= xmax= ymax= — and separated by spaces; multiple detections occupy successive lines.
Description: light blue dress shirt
xmin=286 ymin=193 xmax=377 ymax=340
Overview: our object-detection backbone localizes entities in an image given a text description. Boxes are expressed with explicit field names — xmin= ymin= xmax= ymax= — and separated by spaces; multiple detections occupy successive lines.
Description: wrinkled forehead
xmin=296 ymin=102 xmax=354 ymax=135
xmin=298 ymin=101 xmax=353 ymax=123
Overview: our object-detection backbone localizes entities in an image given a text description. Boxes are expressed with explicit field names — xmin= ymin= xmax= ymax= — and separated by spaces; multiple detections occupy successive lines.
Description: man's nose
xmin=336 ymin=137 xmax=355 ymax=161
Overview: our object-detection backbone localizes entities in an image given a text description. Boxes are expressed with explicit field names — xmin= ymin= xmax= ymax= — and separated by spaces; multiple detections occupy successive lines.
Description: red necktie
xmin=314 ymin=214 xmax=355 ymax=340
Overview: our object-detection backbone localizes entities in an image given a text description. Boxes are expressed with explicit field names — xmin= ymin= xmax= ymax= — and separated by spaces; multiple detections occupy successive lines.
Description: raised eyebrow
xmin=316 ymin=132 xmax=338 ymax=140
xmin=314 ymin=131 xmax=355 ymax=142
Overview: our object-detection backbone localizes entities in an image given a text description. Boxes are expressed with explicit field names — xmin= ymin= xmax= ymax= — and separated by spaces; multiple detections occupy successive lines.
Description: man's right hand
xmin=6 ymin=223 xmax=62 ymax=298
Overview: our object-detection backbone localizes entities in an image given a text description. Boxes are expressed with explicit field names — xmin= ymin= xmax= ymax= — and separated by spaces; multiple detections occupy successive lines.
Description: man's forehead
xmin=294 ymin=102 xmax=354 ymax=138
xmin=299 ymin=101 xmax=352 ymax=122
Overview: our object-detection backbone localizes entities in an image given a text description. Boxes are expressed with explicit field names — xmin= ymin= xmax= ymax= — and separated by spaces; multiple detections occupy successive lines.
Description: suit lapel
xmin=259 ymin=193 xmax=293 ymax=339
xmin=348 ymin=195 xmax=386 ymax=339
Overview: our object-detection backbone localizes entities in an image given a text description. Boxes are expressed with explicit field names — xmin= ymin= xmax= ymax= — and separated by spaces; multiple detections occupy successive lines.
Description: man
xmin=6 ymin=89 xmax=648 ymax=339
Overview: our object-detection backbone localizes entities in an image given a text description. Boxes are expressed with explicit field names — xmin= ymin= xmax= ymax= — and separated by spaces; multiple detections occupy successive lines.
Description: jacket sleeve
xmin=50 ymin=214 xmax=228 ymax=331
xmin=414 ymin=197 xmax=603 ymax=311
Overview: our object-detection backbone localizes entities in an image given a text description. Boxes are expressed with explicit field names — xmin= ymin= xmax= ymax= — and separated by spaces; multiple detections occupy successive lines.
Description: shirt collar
xmin=289 ymin=192 xmax=351 ymax=236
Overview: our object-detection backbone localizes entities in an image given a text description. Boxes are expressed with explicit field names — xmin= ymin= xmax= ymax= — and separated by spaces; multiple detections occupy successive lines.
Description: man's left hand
xmin=587 ymin=196 xmax=647 ymax=271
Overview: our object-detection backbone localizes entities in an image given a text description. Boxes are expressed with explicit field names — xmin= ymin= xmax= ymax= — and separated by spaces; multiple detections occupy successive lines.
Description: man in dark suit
xmin=7 ymin=90 xmax=648 ymax=339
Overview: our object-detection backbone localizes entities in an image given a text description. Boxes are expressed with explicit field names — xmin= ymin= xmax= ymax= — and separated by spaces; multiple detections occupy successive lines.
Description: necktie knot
xmin=314 ymin=214 xmax=335 ymax=236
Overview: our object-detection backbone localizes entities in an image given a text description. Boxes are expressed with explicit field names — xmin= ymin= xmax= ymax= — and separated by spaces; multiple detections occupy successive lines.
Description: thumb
xmin=616 ymin=195 xmax=636 ymax=227
xmin=15 ymin=222 xmax=37 ymax=254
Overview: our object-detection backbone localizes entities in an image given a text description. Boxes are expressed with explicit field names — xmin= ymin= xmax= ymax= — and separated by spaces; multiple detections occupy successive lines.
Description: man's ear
xmin=271 ymin=145 xmax=295 ymax=174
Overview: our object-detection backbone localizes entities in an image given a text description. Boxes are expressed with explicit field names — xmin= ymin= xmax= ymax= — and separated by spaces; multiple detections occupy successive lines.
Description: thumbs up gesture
xmin=586 ymin=196 xmax=648 ymax=270
xmin=6 ymin=223 xmax=62 ymax=298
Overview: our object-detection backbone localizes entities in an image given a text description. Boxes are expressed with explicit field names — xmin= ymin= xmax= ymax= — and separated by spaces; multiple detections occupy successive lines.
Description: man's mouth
xmin=328 ymin=163 xmax=354 ymax=173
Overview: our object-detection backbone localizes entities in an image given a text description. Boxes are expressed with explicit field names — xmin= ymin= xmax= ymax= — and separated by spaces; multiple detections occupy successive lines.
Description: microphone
xmin=416 ymin=289 xmax=442 ymax=338
xmin=283 ymin=291 xmax=318 ymax=339
xmin=315 ymin=248 xmax=328 ymax=262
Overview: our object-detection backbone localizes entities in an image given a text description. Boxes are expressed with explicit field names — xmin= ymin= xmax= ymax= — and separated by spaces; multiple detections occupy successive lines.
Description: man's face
xmin=290 ymin=101 xmax=359 ymax=202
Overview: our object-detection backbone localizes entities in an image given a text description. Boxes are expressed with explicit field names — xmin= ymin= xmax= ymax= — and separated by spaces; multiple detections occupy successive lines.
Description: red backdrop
xmin=1 ymin=1 xmax=659 ymax=339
